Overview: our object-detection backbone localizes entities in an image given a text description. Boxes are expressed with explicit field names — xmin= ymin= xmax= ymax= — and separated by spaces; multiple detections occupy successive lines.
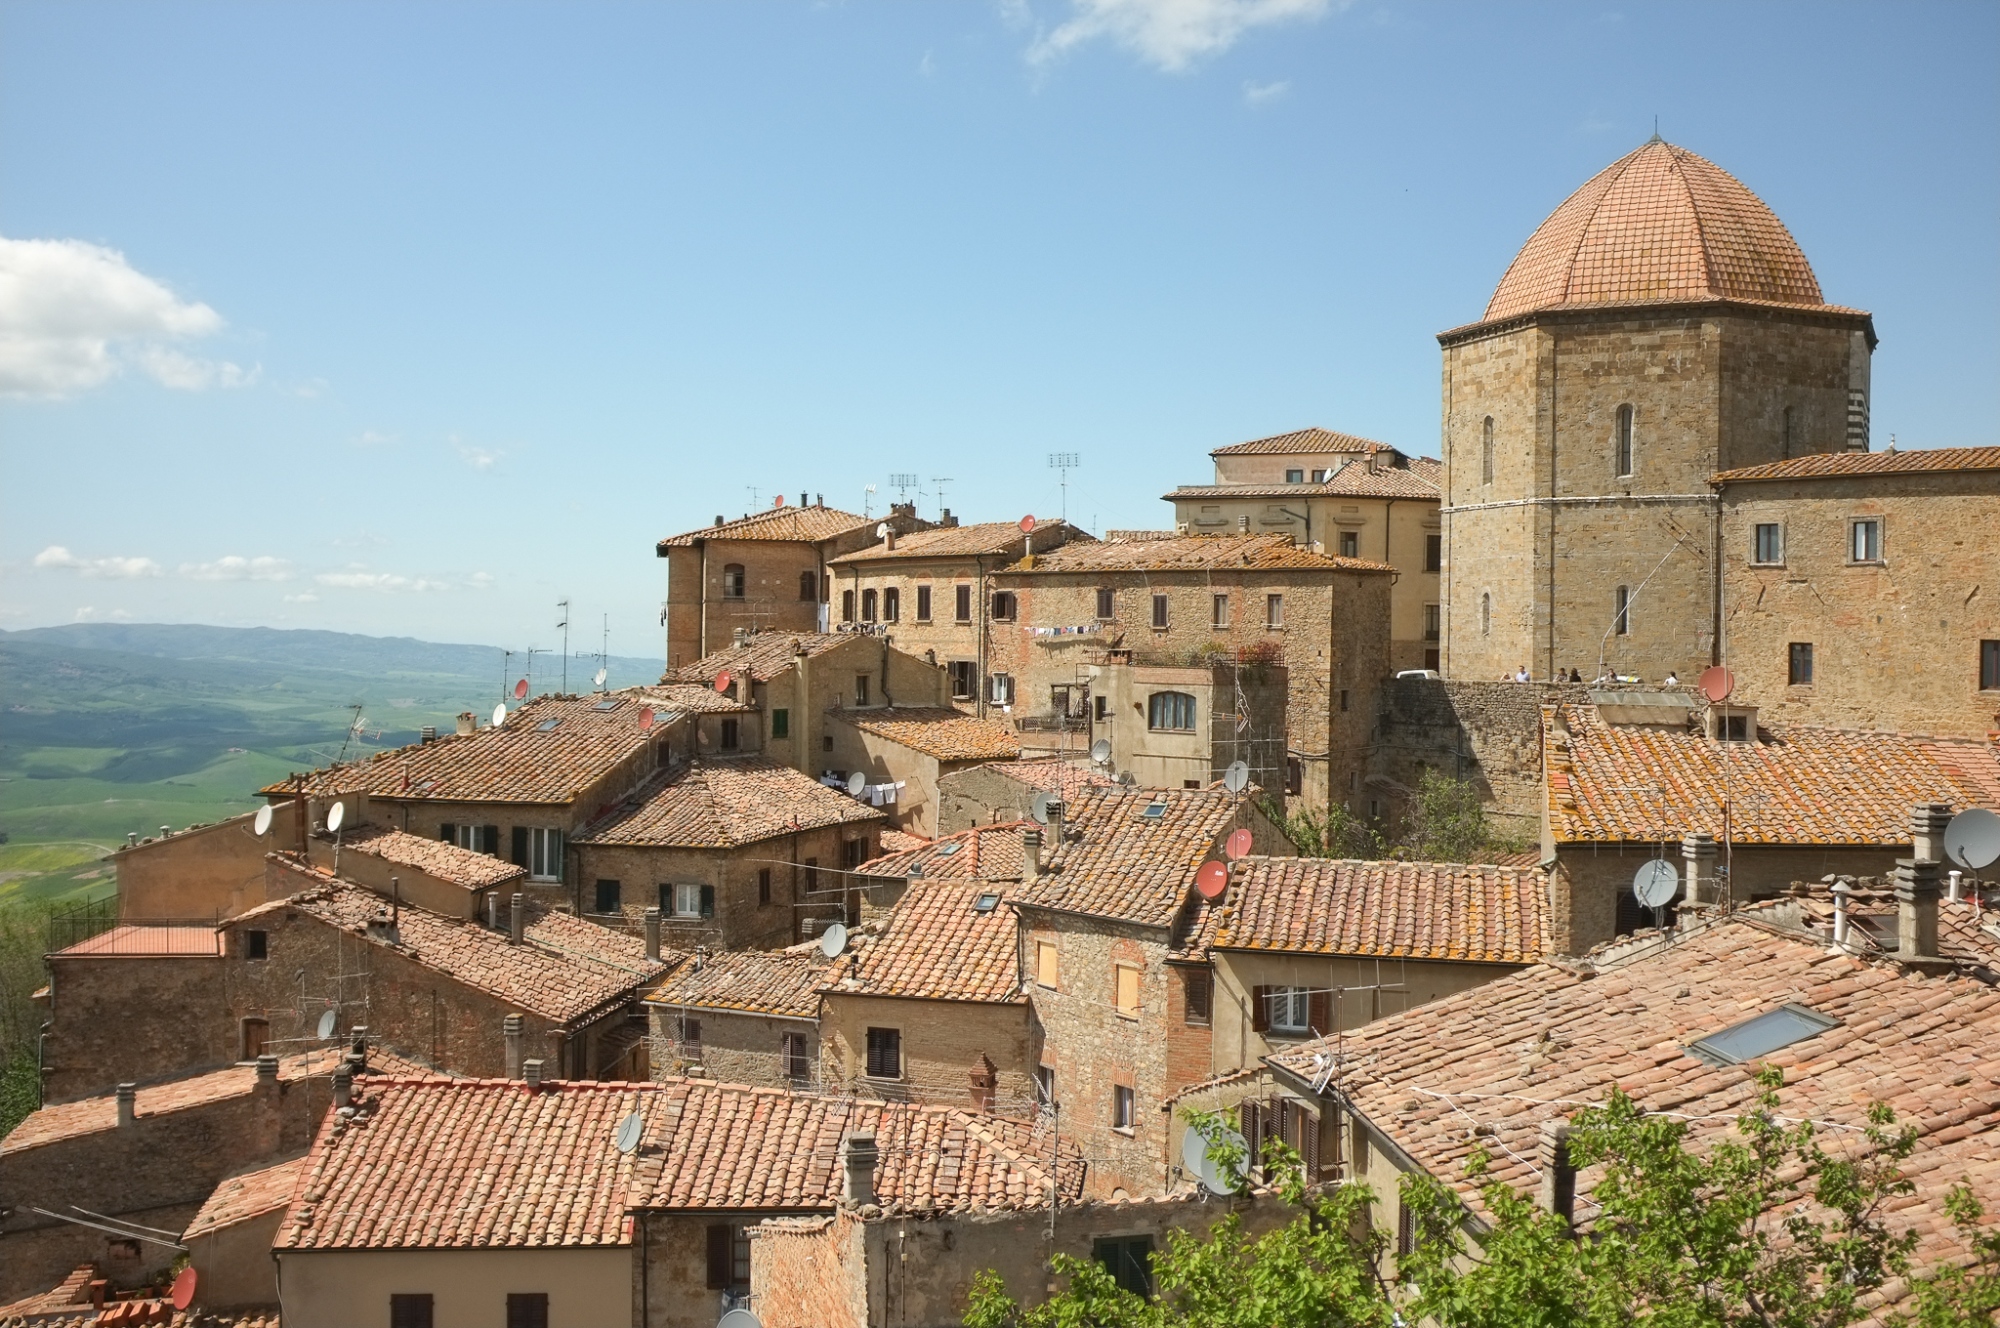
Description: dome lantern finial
xmin=1648 ymin=115 xmax=1662 ymax=145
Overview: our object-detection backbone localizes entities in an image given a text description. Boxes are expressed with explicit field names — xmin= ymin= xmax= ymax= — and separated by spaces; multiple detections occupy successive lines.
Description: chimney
xmin=505 ymin=1014 xmax=525 ymax=1079
xmin=1536 ymin=1121 xmax=1575 ymax=1225
xmin=800 ymin=492 xmax=808 ymax=508
xmin=1831 ymin=880 xmax=1854 ymax=946
xmin=510 ymin=892 xmax=525 ymax=945
xmin=969 ymin=1054 xmax=997 ymax=1112
xmin=842 ymin=1132 xmax=879 ymax=1206
xmin=1911 ymin=802 xmax=1952 ymax=865
xmin=733 ymin=627 xmax=748 ymax=648
xmin=1681 ymin=832 xmax=1718 ymax=906
xmin=816 ymin=493 xmax=823 ymax=508
xmin=349 ymin=1027 xmax=369 ymax=1072
xmin=256 ymin=1054 xmax=279 ymax=1085
xmin=524 ymin=1059 xmax=545 ymax=1090
xmin=644 ymin=907 xmax=662 ymax=961
xmin=1894 ymin=858 xmax=1942 ymax=964
xmin=456 ymin=711 xmax=476 ymax=737
xmin=714 ymin=515 xmax=725 ymax=527
xmin=333 ymin=1064 xmax=353 ymax=1109
xmin=1237 ymin=514 xmax=1249 ymax=533
xmin=1045 ymin=799 xmax=1065 ymax=848
xmin=116 ymin=1083 xmax=137 ymax=1129
xmin=1021 ymin=828 xmax=1042 ymax=883
xmin=420 ymin=725 xmax=437 ymax=744
xmin=884 ymin=528 xmax=896 ymax=551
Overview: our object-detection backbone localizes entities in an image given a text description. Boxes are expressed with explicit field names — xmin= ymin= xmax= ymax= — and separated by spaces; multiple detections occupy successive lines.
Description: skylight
xmin=593 ymin=699 xmax=621 ymax=711
xmin=1142 ymin=803 xmax=1168 ymax=820
xmin=535 ymin=719 xmax=563 ymax=732
xmin=1687 ymin=1004 xmax=1838 ymax=1068
xmin=935 ymin=842 xmax=962 ymax=857
xmin=974 ymin=893 xmax=1001 ymax=913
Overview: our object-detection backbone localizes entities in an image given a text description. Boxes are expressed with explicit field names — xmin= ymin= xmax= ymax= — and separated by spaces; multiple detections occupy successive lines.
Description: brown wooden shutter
xmin=1238 ymin=1099 xmax=1261 ymax=1158
xmin=1250 ymin=985 xmax=1271 ymax=1033
xmin=1308 ymin=988 xmax=1332 ymax=1037
xmin=705 ymin=1223 xmax=732 ymax=1289
xmin=1300 ymin=1107 xmax=1321 ymax=1179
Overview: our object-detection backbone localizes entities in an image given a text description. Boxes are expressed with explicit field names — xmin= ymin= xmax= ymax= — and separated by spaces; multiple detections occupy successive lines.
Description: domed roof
xmin=1483 ymin=140 xmax=1826 ymax=323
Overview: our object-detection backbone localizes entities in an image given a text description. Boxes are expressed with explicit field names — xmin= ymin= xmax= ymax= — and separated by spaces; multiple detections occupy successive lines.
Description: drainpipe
xmin=976 ymin=556 xmax=989 ymax=720
xmin=1276 ymin=508 xmax=1311 ymax=550
xmin=698 ymin=543 xmax=709 ymax=661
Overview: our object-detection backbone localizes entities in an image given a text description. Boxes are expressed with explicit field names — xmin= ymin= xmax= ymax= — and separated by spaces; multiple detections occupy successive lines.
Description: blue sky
xmin=3 ymin=0 xmax=1994 ymax=657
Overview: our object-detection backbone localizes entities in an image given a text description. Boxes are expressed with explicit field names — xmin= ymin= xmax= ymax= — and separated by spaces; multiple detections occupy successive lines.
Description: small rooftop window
xmin=535 ymin=719 xmax=563 ymax=732
xmin=934 ymin=842 xmax=962 ymax=857
xmin=974 ymin=893 xmax=1002 ymax=913
xmin=593 ymin=699 xmax=621 ymax=711
xmin=1141 ymin=802 xmax=1168 ymax=820
xmin=1687 ymin=1004 xmax=1837 ymax=1068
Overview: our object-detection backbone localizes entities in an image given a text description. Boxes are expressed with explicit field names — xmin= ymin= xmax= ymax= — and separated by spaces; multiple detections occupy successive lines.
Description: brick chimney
xmin=1021 ymin=828 xmax=1042 ymax=884
xmin=644 ymin=907 xmax=662 ymax=961
xmin=1894 ymin=858 xmax=1947 ymax=970
xmin=505 ymin=1014 xmax=525 ymax=1079
xmin=116 ymin=1083 xmax=137 ymax=1129
xmin=1681 ymin=832 xmax=1717 ymax=906
xmin=969 ymin=1054 xmax=997 ymax=1113
xmin=1536 ymin=1121 xmax=1575 ymax=1225
xmin=842 ymin=1132 xmax=879 ymax=1206
xmin=509 ymin=892 xmax=525 ymax=945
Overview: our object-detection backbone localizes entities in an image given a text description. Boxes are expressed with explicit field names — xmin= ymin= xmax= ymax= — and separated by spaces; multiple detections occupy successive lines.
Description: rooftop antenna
xmin=1650 ymin=115 xmax=1661 ymax=144
xmin=524 ymin=646 xmax=548 ymax=698
xmin=594 ymin=613 xmax=610 ymax=691
xmin=1048 ymin=452 xmax=1080 ymax=522
xmin=862 ymin=484 xmax=876 ymax=518
xmin=744 ymin=485 xmax=761 ymax=511
xmin=556 ymin=600 xmax=571 ymax=695
xmin=930 ymin=476 xmax=953 ymax=520
xmin=335 ymin=703 xmax=370 ymax=763
xmin=888 ymin=472 xmax=917 ymax=504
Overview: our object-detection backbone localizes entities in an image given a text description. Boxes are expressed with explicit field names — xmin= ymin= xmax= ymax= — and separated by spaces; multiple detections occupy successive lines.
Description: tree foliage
xmin=1275 ymin=770 xmax=1527 ymax=863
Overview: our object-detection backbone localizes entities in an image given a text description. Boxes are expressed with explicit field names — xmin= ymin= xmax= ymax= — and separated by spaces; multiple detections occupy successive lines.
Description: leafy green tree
xmin=1398 ymin=768 xmax=1491 ymax=863
xmin=1272 ymin=799 xmax=1384 ymax=861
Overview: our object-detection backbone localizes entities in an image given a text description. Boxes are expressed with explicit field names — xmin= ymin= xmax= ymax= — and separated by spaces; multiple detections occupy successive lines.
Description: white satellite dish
xmin=847 ymin=771 xmax=867 ymax=798
xmin=717 ymin=1310 xmax=763 ymax=1328
xmin=1222 ymin=761 xmax=1250 ymax=794
xmin=820 ymin=922 xmax=849 ymax=958
xmin=252 ymin=804 xmax=273 ymax=836
xmin=491 ymin=703 xmax=508 ymax=728
xmin=1030 ymin=791 xmax=1053 ymax=824
xmin=875 ymin=522 xmax=890 ymax=538
xmin=326 ymin=801 xmax=346 ymax=834
xmin=1181 ymin=1126 xmax=1247 ymax=1196
xmin=1632 ymin=859 xmax=1678 ymax=909
xmin=593 ymin=668 xmax=608 ymax=688
xmin=1089 ymin=738 xmax=1111 ymax=765
xmin=1944 ymin=808 xmax=2000 ymax=870
xmin=615 ymin=1110 xmax=645 ymax=1155
xmin=316 ymin=1008 xmax=337 ymax=1040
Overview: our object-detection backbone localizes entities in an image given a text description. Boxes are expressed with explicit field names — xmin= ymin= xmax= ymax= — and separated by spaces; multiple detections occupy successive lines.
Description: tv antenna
xmin=862 ymin=485 xmax=876 ymax=518
xmin=744 ymin=485 xmax=760 ymax=511
xmin=889 ymin=472 xmax=917 ymax=503
xmin=525 ymin=645 xmax=548 ymax=697
xmin=335 ymin=703 xmax=373 ymax=763
xmin=930 ymin=476 xmax=953 ymax=518
xmin=1048 ymin=452 xmax=1080 ymax=522
xmin=556 ymin=600 xmax=571 ymax=694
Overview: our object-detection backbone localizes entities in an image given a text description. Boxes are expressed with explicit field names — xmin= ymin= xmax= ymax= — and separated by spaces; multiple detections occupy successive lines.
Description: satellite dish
xmin=1222 ymin=761 xmax=1250 ymax=794
xmin=820 ymin=922 xmax=849 ymax=958
xmin=773 ymin=494 xmax=786 ymax=507
xmin=1225 ymin=827 xmax=1253 ymax=861
xmin=847 ymin=771 xmax=868 ymax=797
xmin=1089 ymin=738 xmax=1111 ymax=765
xmin=594 ymin=668 xmax=608 ymax=688
xmin=638 ymin=707 xmax=656 ymax=731
xmin=876 ymin=522 xmax=890 ymax=538
xmin=1697 ymin=666 xmax=1735 ymax=704
xmin=492 ymin=703 xmax=508 ymax=728
xmin=1195 ymin=860 xmax=1228 ymax=900
xmin=718 ymin=1310 xmax=764 ymax=1328
xmin=325 ymin=801 xmax=346 ymax=834
xmin=317 ymin=1008 xmax=337 ymax=1040
xmin=169 ymin=1267 xmax=197 ymax=1311
xmin=1632 ymin=859 xmax=1679 ymax=909
xmin=1181 ymin=1125 xmax=1247 ymax=1196
xmin=1018 ymin=514 xmax=1036 ymax=533
xmin=615 ymin=1110 xmax=645 ymax=1155
xmin=715 ymin=669 xmax=733 ymax=695
xmin=514 ymin=678 xmax=530 ymax=700
xmin=1030 ymin=791 xmax=1053 ymax=824
xmin=253 ymin=804 xmax=274 ymax=836
xmin=1944 ymin=808 xmax=2000 ymax=870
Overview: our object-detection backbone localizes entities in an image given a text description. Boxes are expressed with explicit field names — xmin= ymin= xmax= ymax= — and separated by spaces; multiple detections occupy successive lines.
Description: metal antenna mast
xmin=1048 ymin=453 xmax=1080 ymax=522
xmin=889 ymin=473 xmax=917 ymax=505
xmin=556 ymin=600 xmax=571 ymax=694
xmin=930 ymin=476 xmax=953 ymax=520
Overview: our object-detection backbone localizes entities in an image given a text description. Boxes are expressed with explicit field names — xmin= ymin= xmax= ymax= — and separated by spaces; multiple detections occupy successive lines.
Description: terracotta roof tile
xmin=1014 ymin=786 xmax=1253 ymax=929
xmin=825 ymin=520 xmax=1090 ymax=566
xmin=1002 ymin=533 xmax=1393 ymax=576
xmin=1209 ymin=427 xmax=1397 ymax=457
xmin=878 ymin=828 xmax=931 ymax=854
xmin=340 ymin=826 xmax=526 ymax=890
xmin=979 ymin=759 xmax=1119 ymax=802
xmin=669 ymin=632 xmax=852 ymax=686
xmin=51 ymin=925 xmax=220 ymax=958
xmin=574 ymin=757 xmax=884 ymax=849
xmin=644 ymin=949 xmax=827 ymax=1019
xmin=827 ymin=881 xmax=1024 ymax=1003
xmin=657 ymin=505 xmax=871 ymax=550
xmin=1546 ymin=704 xmax=2000 ymax=845
xmin=183 ymin=1156 xmax=309 ymax=1241
xmin=858 ymin=821 xmax=1029 ymax=883
xmin=631 ymin=682 xmax=755 ymax=715
xmin=1713 ymin=446 xmax=2000 ymax=484
xmin=1167 ymin=461 xmax=1442 ymax=502
xmin=831 ymin=708 xmax=1022 ymax=762
xmin=1181 ymin=857 xmax=1550 ymax=964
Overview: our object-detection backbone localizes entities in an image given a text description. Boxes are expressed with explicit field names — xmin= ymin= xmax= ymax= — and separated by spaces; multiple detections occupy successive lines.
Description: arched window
xmin=1147 ymin=692 xmax=1197 ymax=731
xmin=1481 ymin=416 xmax=1495 ymax=485
xmin=798 ymin=570 xmax=818 ymax=602
xmin=1481 ymin=592 xmax=1492 ymax=637
xmin=1613 ymin=404 xmax=1634 ymax=477
xmin=861 ymin=588 xmax=878 ymax=622
xmin=882 ymin=587 xmax=900 ymax=622
xmin=721 ymin=564 xmax=747 ymax=599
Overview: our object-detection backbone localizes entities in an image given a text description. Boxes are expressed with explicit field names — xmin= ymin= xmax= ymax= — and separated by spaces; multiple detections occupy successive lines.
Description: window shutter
xmin=705 ymin=1223 xmax=732 ymax=1289
xmin=699 ymin=884 xmax=715 ymax=918
xmin=1309 ymin=989 xmax=1332 ymax=1037
xmin=1238 ymin=1099 xmax=1262 ymax=1166
xmin=511 ymin=826 xmax=529 ymax=866
xmin=440 ymin=823 xmax=456 ymax=844
xmin=1301 ymin=1107 xmax=1321 ymax=1179
xmin=1250 ymin=985 xmax=1271 ymax=1033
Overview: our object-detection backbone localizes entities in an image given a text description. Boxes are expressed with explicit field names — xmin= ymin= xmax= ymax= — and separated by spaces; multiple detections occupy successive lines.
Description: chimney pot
xmin=524 ymin=1059 xmax=545 ymax=1090
xmin=333 ymin=1065 xmax=353 ymax=1108
xmin=1021 ymin=828 xmax=1043 ymax=883
xmin=1894 ymin=857 xmax=1942 ymax=962
xmin=1045 ymin=799 xmax=1066 ymax=848
xmin=644 ymin=907 xmax=662 ymax=961
xmin=1536 ymin=1121 xmax=1575 ymax=1225
xmin=800 ymin=492 xmax=808 ymax=508
xmin=510 ymin=892 xmax=526 ymax=945
xmin=505 ymin=1013 xmax=525 ymax=1079
xmin=843 ymin=1132 xmax=879 ymax=1206
xmin=1680 ymin=832 xmax=1718 ymax=906
xmin=420 ymin=725 xmax=437 ymax=743
xmin=349 ymin=1027 xmax=369 ymax=1073
xmin=116 ymin=1083 xmax=137 ymax=1129
xmin=456 ymin=711 xmax=476 ymax=737
xmin=256 ymin=1054 xmax=279 ymax=1084
xmin=1911 ymin=802 xmax=1953 ymax=865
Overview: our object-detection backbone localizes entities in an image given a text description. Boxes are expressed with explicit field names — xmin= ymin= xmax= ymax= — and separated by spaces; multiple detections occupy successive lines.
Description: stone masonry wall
xmin=1369 ymin=677 xmax=1581 ymax=838
xmin=43 ymin=954 xmax=230 ymax=1103
xmin=575 ymin=826 xmax=860 ymax=953
xmin=819 ymin=993 xmax=1039 ymax=1116
xmin=648 ymin=1004 xmax=818 ymax=1089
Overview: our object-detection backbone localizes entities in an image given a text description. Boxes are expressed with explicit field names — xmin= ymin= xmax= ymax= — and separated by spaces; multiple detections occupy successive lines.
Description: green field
xmin=0 ymin=841 xmax=117 ymax=908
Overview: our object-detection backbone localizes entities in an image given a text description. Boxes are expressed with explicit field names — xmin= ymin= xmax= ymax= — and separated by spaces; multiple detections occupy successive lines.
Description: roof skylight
xmin=1687 ymin=1004 xmax=1838 ymax=1068
xmin=974 ymin=893 xmax=1001 ymax=913
xmin=536 ymin=719 xmax=563 ymax=732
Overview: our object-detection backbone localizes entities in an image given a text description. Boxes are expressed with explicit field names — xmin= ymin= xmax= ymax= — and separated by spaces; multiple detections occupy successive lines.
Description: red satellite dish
xmin=637 ymin=707 xmax=656 ymax=731
xmin=1225 ymin=828 xmax=1253 ymax=861
xmin=1195 ymin=860 xmax=1228 ymax=901
xmin=1018 ymin=515 xmax=1036 ymax=533
xmin=513 ymin=678 xmax=529 ymax=700
xmin=1697 ymin=666 xmax=1735 ymax=704
xmin=773 ymin=494 xmax=786 ymax=507
xmin=170 ymin=1267 xmax=197 ymax=1310
xmin=714 ymin=669 xmax=733 ymax=695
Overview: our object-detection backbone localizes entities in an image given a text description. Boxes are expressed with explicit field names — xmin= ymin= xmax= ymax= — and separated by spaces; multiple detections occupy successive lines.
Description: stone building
xmin=1088 ymin=656 xmax=1289 ymax=793
xmin=1165 ymin=427 xmax=1444 ymax=671
xmin=987 ymin=534 xmax=1393 ymax=812
xmin=1440 ymin=138 xmax=1877 ymax=686
xmin=934 ymin=758 xmax=1117 ymax=834
xmin=642 ymin=945 xmax=828 ymax=1087
xmin=824 ymin=706 xmax=1023 ymax=836
xmin=1713 ymin=446 xmax=2000 ymax=737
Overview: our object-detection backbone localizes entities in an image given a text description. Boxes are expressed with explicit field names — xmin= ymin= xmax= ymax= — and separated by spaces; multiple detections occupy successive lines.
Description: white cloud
xmin=33 ymin=545 xmax=163 ymax=578
xmin=282 ymin=592 xmax=319 ymax=604
xmin=73 ymin=606 xmax=134 ymax=622
xmin=1026 ymin=0 xmax=1333 ymax=72
xmin=456 ymin=441 xmax=499 ymax=471
xmin=0 ymin=236 xmax=254 ymax=398
xmin=179 ymin=555 xmax=294 ymax=582
xmin=1243 ymin=78 xmax=1289 ymax=104
xmin=354 ymin=429 xmax=398 ymax=447
xmin=466 ymin=571 xmax=495 ymax=589
xmin=315 ymin=567 xmax=453 ymax=593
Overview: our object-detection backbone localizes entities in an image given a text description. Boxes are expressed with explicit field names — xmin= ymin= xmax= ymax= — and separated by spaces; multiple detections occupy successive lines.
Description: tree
xmin=1273 ymin=798 xmax=1384 ymax=861
xmin=1398 ymin=768 xmax=1492 ymax=863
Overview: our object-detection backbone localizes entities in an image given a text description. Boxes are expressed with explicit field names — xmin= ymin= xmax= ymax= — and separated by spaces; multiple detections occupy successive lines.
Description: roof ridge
xmin=1555 ymin=144 xmax=1642 ymax=309
xmin=1661 ymin=144 xmax=1723 ymax=303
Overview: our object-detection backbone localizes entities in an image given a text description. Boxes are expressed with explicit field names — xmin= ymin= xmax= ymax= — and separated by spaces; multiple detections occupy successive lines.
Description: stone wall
xmin=647 ymin=1004 xmax=817 ymax=1089
xmin=1368 ymin=676 xmax=1578 ymax=837
xmin=818 ymin=993 xmax=1039 ymax=1116
xmin=42 ymin=953 xmax=230 ymax=1102
xmin=114 ymin=806 xmax=295 ymax=923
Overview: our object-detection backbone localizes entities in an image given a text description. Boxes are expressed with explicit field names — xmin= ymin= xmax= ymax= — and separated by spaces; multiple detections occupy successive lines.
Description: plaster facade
xmin=275 ymin=1246 xmax=632 ymax=1328
xmin=818 ymin=992 xmax=1040 ymax=1117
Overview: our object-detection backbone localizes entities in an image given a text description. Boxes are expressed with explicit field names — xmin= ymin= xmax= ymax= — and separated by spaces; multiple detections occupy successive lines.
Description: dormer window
xmin=1708 ymin=704 xmax=1759 ymax=744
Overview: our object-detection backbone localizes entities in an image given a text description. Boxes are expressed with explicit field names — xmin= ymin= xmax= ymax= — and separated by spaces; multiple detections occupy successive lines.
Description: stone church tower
xmin=1439 ymin=139 xmax=1875 ymax=683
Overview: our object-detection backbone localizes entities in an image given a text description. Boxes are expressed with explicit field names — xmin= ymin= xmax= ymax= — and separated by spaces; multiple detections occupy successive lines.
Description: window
xmin=1114 ymin=963 xmax=1141 ymax=1019
xmin=390 ymin=1295 xmax=434 ymax=1328
xmin=1753 ymin=523 xmax=1783 ymax=565
xmin=1285 ymin=755 xmax=1303 ymax=795
xmin=1424 ymin=533 xmax=1442 ymax=573
xmin=1983 ymin=641 xmax=2000 ymax=691
xmin=861 ymin=588 xmax=878 ymax=622
xmin=1035 ymin=939 xmax=1059 ymax=989
xmin=444 ymin=823 xmax=499 ymax=854
xmin=948 ymin=660 xmax=976 ymax=700
xmin=915 ymin=583 xmax=932 ymax=621
xmin=1035 ymin=1064 xmax=1055 ymax=1106
xmin=1094 ymin=694 xmax=1110 ymax=721
xmin=841 ymin=589 xmax=855 ymax=622
xmin=1687 ymin=1004 xmax=1838 ymax=1068
xmin=1285 ymin=468 xmax=1305 ymax=483
xmin=1151 ymin=593 xmax=1169 ymax=629
xmin=1183 ymin=969 xmax=1210 ymax=1024
xmin=1480 ymin=416 xmax=1495 ymax=484
xmin=1095 ymin=587 xmax=1115 ymax=620
xmin=241 ymin=1017 xmax=268 ymax=1060
xmin=954 ymin=584 xmax=973 ymax=623
xmin=1396 ymin=1203 xmax=1417 ymax=1258
xmin=799 ymin=569 xmax=818 ymax=601
xmin=1267 ymin=986 xmax=1311 ymax=1033
xmin=668 ymin=883 xmax=714 ymax=918
xmin=1613 ymin=403 xmax=1634 ymax=477
xmin=974 ymin=892 xmax=1001 ymax=913
xmin=1311 ymin=468 xmax=1330 ymax=482
xmin=771 ymin=708 xmax=789 ymax=739
xmin=1112 ymin=1084 xmax=1136 ymax=1132
xmin=1211 ymin=593 xmax=1230 ymax=628
xmin=244 ymin=930 xmax=268 ymax=960
xmin=1789 ymin=642 xmax=1814 ymax=686
xmin=1338 ymin=530 xmax=1359 ymax=558
xmin=1148 ymin=692 xmax=1196 ymax=731
xmin=865 ymin=1027 xmax=901 ymax=1079
xmin=681 ymin=1017 xmax=703 ymax=1054
xmin=594 ymin=879 xmax=621 ymax=914
xmin=1481 ymin=592 xmax=1492 ymax=636
xmin=881 ymin=586 xmax=899 ymax=622
xmin=1613 ymin=585 xmax=1631 ymax=636
xmin=720 ymin=717 xmax=740 ymax=749
xmin=1718 ymin=712 xmax=1751 ymax=743
xmin=783 ymin=1032 xmax=810 ymax=1081
xmin=854 ymin=675 xmax=870 ymax=707
xmin=505 ymin=1294 xmax=549 ymax=1328
xmin=1851 ymin=518 xmax=1883 ymax=563
xmin=705 ymin=1223 xmax=750 ymax=1291
xmin=991 ymin=591 xmax=1017 ymax=620
xmin=1094 ymin=1236 xmax=1154 ymax=1298
xmin=1339 ymin=689 xmax=1349 ymax=712
xmin=1265 ymin=594 xmax=1283 ymax=629
xmin=721 ymin=564 xmax=746 ymax=599
xmin=528 ymin=827 xmax=564 ymax=882
xmin=842 ymin=837 xmax=866 ymax=870
xmin=805 ymin=859 xmax=819 ymax=893
xmin=1424 ymin=604 xmax=1441 ymax=642
xmin=757 ymin=869 xmax=771 ymax=906
xmin=988 ymin=672 xmax=1016 ymax=705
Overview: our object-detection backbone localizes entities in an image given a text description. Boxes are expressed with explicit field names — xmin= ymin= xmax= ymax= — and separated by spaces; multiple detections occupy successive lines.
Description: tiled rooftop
xmin=51 ymin=925 xmax=220 ymax=958
xmin=1481 ymin=140 xmax=1834 ymax=325
xmin=1209 ymin=427 xmax=1396 ymax=457
xmin=1014 ymin=785 xmax=1254 ymax=929
xmin=341 ymin=825 xmax=526 ymax=890
xmin=1180 ymin=857 xmax=1550 ymax=965
xmin=184 ymin=1155 xmax=308 ymax=1241
xmin=878 ymin=828 xmax=930 ymax=854
xmin=1265 ymin=916 xmax=2000 ymax=1298
xmin=0 ymin=1270 xmax=282 ymax=1327
xmin=831 ymin=707 xmax=1022 ymax=762
xmin=1546 ymin=703 xmax=2000 ymax=845
xmin=1713 ymin=445 xmax=2000 ymax=484
xmin=825 ymin=520 xmax=1090 ymax=566
xmin=644 ymin=947 xmax=828 ymax=1019
xmin=657 ymin=504 xmax=872 ymax=550
xmin=980 ymin=758 xmax=1119 ymax=803
xmin=262 ymin=692 xmax=664 ymax=806
xmin=827 ymin=881 xmax=1024 ymax=1004
xmin=573 ymin=757 xmax=884 ymax=849
xmin=669 ymin=632 xmax=852 ymax=686
xmin=857 ymin=821 xmax=1029 ymax=883
xmin=1168 ymin=460 xmax=1442 ymax=503
xmin=631 ymin=681 xmax=756 ymax=715
xmin=1001 ymin=533 xmax=1394 ymax=576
